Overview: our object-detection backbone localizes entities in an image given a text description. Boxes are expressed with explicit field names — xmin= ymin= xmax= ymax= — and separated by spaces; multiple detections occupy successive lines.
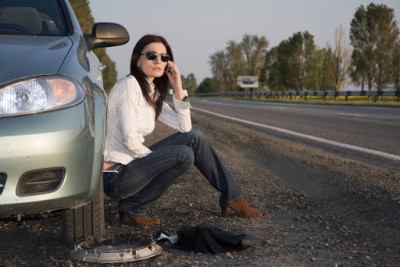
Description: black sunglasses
xmin=141 ymin=51 xmax=171 ymax=62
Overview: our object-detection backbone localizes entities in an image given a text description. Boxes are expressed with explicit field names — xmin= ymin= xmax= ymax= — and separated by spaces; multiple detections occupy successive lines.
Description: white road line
xmin=192 ymin=106 xmax=400 ymax=161
xmin=338 ymin=112 xmax=368 ymax=117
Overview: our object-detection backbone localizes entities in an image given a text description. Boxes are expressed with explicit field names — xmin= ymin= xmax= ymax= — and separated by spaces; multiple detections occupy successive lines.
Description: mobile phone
xmin=165 ymin=64 xmax=171 ymax=73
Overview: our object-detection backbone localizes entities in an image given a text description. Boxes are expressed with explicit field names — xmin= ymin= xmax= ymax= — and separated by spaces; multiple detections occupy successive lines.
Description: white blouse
xmin=103 ymin=75 xmax=191 ymax=164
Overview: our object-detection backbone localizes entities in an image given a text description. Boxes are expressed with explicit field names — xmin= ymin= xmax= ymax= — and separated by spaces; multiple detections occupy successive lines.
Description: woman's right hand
xmin=165 ymin=62 xmax=185 ymax=100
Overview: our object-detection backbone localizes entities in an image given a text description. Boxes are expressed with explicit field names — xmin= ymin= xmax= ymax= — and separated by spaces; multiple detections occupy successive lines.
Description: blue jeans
xmin=117 ymin=128 xmax=243 ymax=216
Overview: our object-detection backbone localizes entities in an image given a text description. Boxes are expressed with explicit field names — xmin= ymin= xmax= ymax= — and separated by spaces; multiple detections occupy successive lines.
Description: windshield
xmin=0 ymin=0 xmax=68 ymax=36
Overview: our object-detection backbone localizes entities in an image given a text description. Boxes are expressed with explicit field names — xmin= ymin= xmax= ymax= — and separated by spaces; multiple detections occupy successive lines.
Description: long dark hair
xmin=130 ymin=34 xmax=173 ymax=119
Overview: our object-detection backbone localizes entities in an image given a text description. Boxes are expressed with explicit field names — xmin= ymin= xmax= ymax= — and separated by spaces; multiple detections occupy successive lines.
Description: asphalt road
xmin=190 ymin=97 xmax=400 ymax=172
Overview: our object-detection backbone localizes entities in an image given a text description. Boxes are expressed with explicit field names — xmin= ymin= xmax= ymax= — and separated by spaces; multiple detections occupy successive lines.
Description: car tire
xmin=61 ymin=174 xmax=105 ymax=245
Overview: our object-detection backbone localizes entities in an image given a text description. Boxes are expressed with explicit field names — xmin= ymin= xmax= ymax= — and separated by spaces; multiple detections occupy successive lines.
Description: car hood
xmin=0 ymin=35 xmax=73 ymax=85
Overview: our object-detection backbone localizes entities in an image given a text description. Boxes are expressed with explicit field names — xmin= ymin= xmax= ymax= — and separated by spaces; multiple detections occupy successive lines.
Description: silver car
xmin=0 ymin=0 xmax=129 ymax=244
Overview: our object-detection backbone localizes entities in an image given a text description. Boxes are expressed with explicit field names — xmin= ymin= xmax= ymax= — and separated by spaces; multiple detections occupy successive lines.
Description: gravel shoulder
xmin=1 ymin=111 xmax=400 ymax=266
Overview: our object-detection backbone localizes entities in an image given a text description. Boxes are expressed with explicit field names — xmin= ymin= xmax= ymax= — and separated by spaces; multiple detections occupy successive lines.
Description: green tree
xmin=209 ymin=50 xmax=231 ymax=91
xmin=226 ymin=40 xmax=245 ymax=91
xmin=288 ymin=31 xmax=317 ymax=91
xmin=210 ymin=35 xmax=268 ymax=92
xmin=263 ymin=31 xmax=317 ymax=91
xmin=350 ymin=50 xmax=369 ymax=91
xmin=260 ymin=47 xmax=279 ymax=90
xmin=242 ymin=34 xmax=269 ymax=76
xmin=260 ymin=46 xmax=290 ymax=91
xmin=69 ymin=0 xmax=118 ymax=93
xmin=261 ymin=40 xmax=291 ymax=91
xmin=350 ymin=3 xmax=399 ymax=90
xmin=318 ymin=47 xmax=336 ymax=91
xmin=350 ymin=5 xmax=374 ymax=91
xmin=276 ymin=40 xmax=292 ymax=90
xmin=195 ymin=78 xmax=218 ymax=94
xmin=303 ymin=42 xmax=321 ymax=91
xmin=181 ymin=73 xmax=197 ymax=95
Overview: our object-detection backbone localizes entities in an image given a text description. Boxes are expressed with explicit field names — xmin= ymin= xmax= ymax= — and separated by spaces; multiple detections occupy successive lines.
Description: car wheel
xmin=61 ymin=174 xmax=105 ymax=245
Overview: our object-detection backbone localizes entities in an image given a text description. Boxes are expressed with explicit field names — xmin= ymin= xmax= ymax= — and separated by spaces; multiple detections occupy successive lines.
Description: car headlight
xmin=0 ymin=75 xmax=85 ymax=117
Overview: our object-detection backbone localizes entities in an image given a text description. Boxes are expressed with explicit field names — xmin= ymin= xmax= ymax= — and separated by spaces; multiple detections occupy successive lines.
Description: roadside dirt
xmin=1 ymin=111 xmax=400 ymax=266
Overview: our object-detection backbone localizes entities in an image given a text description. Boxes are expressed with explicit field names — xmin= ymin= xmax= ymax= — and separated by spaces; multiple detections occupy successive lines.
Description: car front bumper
xmin=0 ymin=101 xmax=103 ymax=216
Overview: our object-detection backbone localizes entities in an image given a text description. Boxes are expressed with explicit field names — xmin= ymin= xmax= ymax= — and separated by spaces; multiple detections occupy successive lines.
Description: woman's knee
xmin=176 ymin=145 xmax=195 ymax=165
xmin=189 ymin=128 xmax=205 ymax=140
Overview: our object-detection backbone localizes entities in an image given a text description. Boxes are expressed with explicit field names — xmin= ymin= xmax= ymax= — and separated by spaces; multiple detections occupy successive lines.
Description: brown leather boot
xmin=221 ymin=197 xmax=263 ymax=218
xmin=118 ymin=211 xmax=160 ymax=226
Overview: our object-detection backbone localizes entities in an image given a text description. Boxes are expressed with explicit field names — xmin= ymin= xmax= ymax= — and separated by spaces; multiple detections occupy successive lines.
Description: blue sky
xmin=89 ymin=0 xmax=400 ymax=83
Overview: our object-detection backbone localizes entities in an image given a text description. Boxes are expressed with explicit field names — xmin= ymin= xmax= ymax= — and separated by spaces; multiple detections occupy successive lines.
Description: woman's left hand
xmin=165 ymin=62 xmax=185 ymax=100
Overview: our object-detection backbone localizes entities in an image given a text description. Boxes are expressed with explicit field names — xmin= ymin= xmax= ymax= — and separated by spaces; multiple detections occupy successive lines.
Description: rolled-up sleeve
xmin=158 ymin=90 xmax=192 ymax=132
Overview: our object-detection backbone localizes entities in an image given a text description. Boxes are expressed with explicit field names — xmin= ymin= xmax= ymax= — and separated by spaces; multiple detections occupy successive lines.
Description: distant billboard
xmin=237 ymin=76 xmax=259 ymax=88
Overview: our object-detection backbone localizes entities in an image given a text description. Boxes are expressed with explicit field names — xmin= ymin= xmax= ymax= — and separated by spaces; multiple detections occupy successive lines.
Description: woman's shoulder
xmin=110 ymin=75 xmax=141 ymax=95
xmin=116 ymin=75 xmax=140 ymax=88
xmin=124 ymin=74 xmax=139 ymax=84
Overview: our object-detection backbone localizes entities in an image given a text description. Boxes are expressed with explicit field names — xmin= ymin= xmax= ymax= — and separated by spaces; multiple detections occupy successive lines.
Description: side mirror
xmin=85 ymin=22 xmax=129 ymax=50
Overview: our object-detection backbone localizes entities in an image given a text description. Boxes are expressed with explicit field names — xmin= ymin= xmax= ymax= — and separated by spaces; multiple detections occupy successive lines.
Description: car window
xmin=0 ymin=0 xmax=67 ymax=36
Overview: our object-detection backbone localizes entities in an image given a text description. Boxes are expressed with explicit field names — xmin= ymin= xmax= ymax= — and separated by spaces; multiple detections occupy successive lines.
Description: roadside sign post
xmin=237 ymin=76 xmax=259 ymax=96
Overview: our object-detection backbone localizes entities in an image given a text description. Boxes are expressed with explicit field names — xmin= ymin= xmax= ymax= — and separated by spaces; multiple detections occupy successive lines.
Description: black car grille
xmin=16 ymin=168 xmax=65 ymax=196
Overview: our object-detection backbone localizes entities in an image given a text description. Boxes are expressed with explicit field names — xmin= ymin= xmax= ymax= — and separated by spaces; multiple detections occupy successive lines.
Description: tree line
xmin=196 ymin=3 xmax=399 ymax=94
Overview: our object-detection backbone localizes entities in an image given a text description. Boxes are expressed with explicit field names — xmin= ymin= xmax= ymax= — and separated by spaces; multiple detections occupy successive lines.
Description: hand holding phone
xmin=165 ymin=62 xmax=184 ymax=98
